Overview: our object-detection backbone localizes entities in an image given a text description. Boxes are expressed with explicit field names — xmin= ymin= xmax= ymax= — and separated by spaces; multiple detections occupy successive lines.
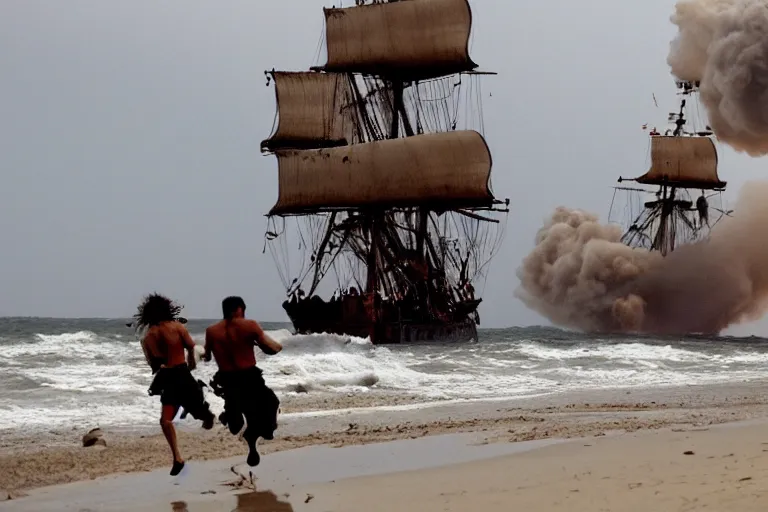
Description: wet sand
xmin=1 ymin=431 xmax=552 ymax=511
xmin=2 ymin=380 xmax=768 ymax=497
xmin=5 ymin=419 xmax=768 ymax=511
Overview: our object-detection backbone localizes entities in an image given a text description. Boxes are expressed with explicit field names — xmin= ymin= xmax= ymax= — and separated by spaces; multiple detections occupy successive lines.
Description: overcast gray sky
xmin=2 ymin=0 xmax=767 ymax=333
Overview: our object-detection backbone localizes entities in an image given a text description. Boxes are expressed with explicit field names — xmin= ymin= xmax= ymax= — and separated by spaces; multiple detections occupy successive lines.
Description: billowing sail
xmin=635 ymin=135 xmax=725 ymax=190
xmin=320 ymin=0 xmax=478 ymax=80
xmin=270 ymin=130 xmax=493 ymax=215
xmin=261 ymin=71 xmax=356 ymax=152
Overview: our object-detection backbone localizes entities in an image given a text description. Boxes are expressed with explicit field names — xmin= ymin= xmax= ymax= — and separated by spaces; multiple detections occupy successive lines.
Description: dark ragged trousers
xmin=210 ymin=366 xmax=280 ymax=444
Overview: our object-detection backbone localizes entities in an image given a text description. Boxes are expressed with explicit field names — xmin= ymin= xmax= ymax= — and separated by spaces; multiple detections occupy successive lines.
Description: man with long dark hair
xmin=203 ymin=296 xmax=282 ymax=466
xmin=134 ymin=293 xmax=215 ymax=476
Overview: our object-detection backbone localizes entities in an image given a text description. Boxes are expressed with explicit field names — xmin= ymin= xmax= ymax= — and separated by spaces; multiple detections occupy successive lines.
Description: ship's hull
xmin=282 ymin=297 xmax=479 ymax=344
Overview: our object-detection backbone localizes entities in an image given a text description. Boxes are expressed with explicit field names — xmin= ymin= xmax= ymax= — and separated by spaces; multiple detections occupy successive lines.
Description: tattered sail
xmin=634 ymin=136 xmax=725 ymax=190
xmin=270 ymin=130 xmax=493 ymax=215
xmin=320 ymin=0 xmax=478 ymax=79
xmin=261 ymin=71 xmax=356 ymax=152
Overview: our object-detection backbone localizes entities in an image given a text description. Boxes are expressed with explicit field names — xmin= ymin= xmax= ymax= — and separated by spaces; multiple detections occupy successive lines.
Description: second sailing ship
xmin=610 ymin=80 xmax=731 ymax=255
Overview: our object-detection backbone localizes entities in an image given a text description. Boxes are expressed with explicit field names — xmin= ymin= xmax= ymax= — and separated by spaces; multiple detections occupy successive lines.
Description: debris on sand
xmin=82 ymin=428 xmax=106 ymax=448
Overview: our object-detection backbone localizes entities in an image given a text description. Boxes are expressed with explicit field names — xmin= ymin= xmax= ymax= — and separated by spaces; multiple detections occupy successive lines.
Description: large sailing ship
xmin=260 ymin=0 xmax=509 ymax=344
xmin=609 ymin=80 xmax=731 ymax=255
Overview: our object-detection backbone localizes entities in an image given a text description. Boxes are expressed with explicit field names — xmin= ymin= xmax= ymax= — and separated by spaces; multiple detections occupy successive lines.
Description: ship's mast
xmin=365 ymin=78 xmax=420 ymax=341
xmin=652 ymin=93 xmax=683 ymax=256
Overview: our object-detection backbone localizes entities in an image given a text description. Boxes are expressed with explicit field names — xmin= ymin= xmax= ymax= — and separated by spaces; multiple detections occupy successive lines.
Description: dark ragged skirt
xmin=210 ymin=366 xmax=280 ymax=442
xmin=148 ymin=364 xmax=213 ymax=422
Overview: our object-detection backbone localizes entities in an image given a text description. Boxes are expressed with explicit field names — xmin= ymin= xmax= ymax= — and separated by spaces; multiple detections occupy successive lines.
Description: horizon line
xmin=0 ymin=315 xmax=540 ymax=330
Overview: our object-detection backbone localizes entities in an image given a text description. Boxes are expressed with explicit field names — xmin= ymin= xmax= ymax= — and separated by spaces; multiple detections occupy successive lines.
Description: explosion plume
xmin=516 ymin=182 xmax=768 ymax=334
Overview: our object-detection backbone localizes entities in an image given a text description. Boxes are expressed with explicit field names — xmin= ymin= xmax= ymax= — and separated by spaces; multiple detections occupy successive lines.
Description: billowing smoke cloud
xmin=516 ymin=182 xmax=768 ymax=335
xmin=668 ymin=0 xmax=768 ymax=155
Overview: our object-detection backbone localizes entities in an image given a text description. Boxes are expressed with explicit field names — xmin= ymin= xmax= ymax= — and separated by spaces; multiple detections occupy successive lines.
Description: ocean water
xmin=2 ymin=317 xmax=768 ymax=433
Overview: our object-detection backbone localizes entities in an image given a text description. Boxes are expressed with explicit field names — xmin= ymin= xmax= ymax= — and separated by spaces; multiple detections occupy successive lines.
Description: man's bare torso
xmin=205 ymin=318 xmax=258 ymax=372
xmin=143 ymin=321 xmax=192 ymax=369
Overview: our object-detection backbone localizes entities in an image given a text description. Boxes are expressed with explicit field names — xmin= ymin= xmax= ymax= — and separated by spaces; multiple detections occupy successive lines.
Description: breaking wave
xmin=2 ymin=319 xmax=768 ymax=431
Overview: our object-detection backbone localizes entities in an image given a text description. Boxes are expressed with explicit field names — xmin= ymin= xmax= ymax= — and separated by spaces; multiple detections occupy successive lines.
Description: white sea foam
xmin=2 ymin=326 xmax=768 ymax=431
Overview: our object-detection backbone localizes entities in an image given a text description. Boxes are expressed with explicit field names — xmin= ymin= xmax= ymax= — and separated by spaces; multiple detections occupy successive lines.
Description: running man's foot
xmin=170 ymin=459 xmax=186 ymax=476
xmin=246 ymin=438 xmax=260 ymax=467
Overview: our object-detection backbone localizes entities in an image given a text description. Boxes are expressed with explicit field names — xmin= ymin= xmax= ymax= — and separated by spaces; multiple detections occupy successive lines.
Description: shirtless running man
xmin=203 ymin=296 xmax=282 ymax=466
xmin=134 ymin=293 xmax=215 ymax=476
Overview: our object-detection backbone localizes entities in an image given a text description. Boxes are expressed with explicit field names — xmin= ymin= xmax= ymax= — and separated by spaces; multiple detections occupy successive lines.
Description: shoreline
xmin=5 ymin=375 xmax=767 ymax=440
xmin=3 ymin=379 xmax=768 ymax=493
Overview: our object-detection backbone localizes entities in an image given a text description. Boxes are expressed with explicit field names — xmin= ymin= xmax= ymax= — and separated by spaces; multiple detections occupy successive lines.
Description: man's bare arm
xmin=202 ymin=327 xmax=213 ymax=362
xmin=247 ymin=320 xmax=282 ymax=355
xmin=179 ymin=323 xmax=198 ymax=370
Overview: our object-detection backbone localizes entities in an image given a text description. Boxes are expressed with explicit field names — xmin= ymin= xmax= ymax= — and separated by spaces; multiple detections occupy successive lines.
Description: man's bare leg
xmin=160 ymin=405 xmax=185 ymax=475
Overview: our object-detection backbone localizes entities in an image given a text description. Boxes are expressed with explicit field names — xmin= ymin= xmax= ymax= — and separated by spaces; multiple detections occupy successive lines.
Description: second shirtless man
xmin=135 ymin=293 xmax=215 ymax=476
xmin=203 ymin=296 xmax=283 ymax=466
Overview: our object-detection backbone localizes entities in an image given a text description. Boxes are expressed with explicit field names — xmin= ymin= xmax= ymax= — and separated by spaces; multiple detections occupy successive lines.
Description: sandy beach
xmin=3 ymin=400 xmax=768 ymax=510
xmin=4 ymin=380 xmax=768 ymax=508
xmin=296 ymin=419 xmax=768 ymax=512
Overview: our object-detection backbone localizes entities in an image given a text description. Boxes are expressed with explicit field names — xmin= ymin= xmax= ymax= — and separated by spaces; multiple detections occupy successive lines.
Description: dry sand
xmin=296 ymin=420 xmax=768 ymax=512
xmin=3 ymin=381 xmax=768 ymax=497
